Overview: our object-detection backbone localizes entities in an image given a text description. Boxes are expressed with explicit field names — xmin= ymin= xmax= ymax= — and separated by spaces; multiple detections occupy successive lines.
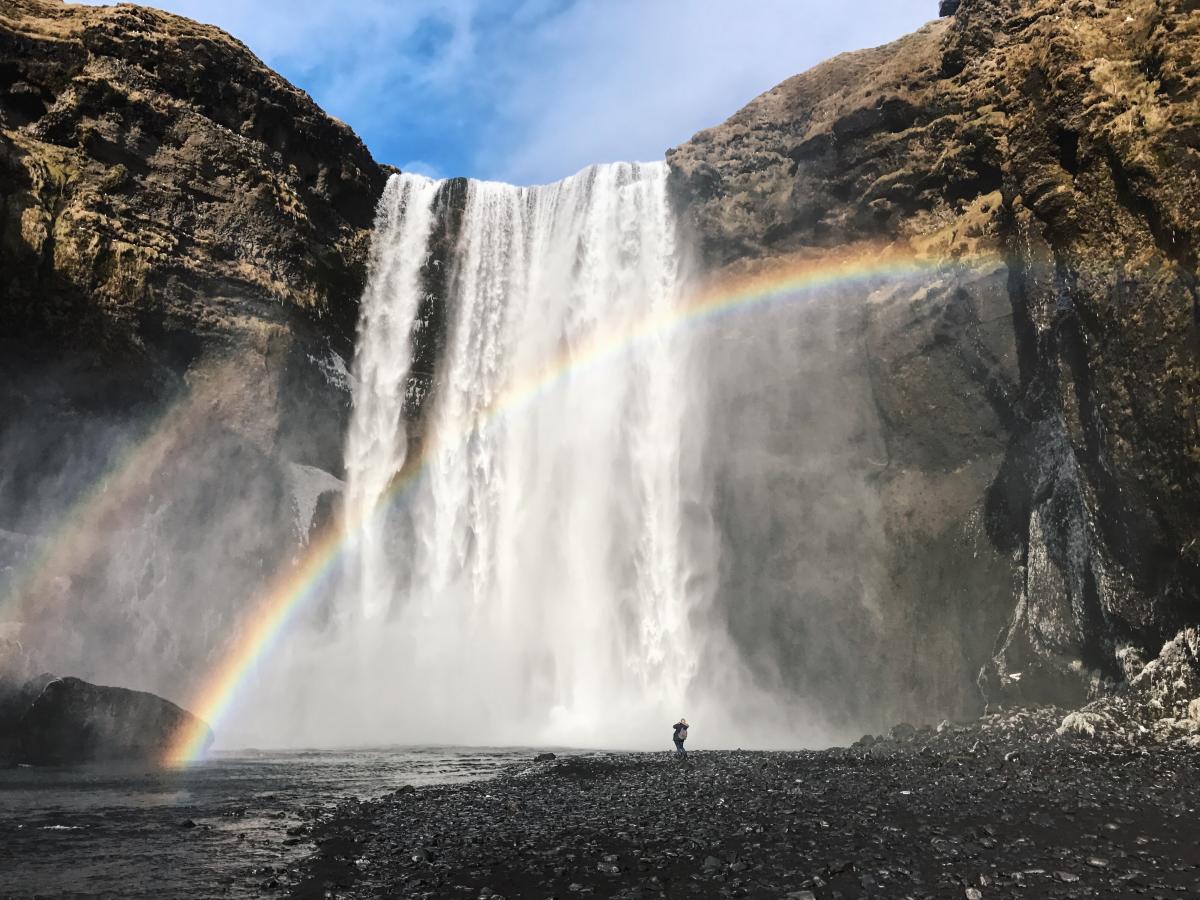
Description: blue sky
xmin=84 ymin=0 xmax=938 ymax=184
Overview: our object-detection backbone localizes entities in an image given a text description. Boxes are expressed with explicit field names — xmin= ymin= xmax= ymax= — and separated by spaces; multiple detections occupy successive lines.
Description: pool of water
xmin=0 ymin=746 xmax=540 ymax=898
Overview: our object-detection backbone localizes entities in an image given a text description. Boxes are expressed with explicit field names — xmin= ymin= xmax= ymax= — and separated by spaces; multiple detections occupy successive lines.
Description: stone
xmin=939 ymin=0 xmax=961 ymax=14
xmin=11 ymin=674 xmax=211 ymax=765
xmin=667 ymin=0 xmax=1200 ymax=722
xmin=1187 ymin=699 xmax=1200 ymax=723
xmin=1056 ymin=711 xmax=1115 ymax=740
xmin=534 ymin=752 xmax=557 ymax=762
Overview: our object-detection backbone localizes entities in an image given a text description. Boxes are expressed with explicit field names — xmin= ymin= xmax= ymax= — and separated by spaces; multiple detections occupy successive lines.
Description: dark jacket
xmin=673 ymin=721 xmax=688 ymax=742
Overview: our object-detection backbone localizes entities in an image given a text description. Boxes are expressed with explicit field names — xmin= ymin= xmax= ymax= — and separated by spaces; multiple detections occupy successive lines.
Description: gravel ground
xmin=290 ymin=708 xmax=1200 ymax=899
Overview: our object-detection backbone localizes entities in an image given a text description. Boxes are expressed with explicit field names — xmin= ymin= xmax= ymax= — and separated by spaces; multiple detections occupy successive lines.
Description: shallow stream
xmin=0 ymin=746 xmax=539 ymax=898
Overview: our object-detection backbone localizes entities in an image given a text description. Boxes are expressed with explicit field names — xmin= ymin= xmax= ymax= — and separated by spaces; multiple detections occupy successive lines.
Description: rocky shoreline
xmin=288 ymin=708 xmax=1200 ymax=899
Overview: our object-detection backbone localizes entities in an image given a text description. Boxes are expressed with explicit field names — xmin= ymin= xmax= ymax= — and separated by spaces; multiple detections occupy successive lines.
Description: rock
xmin=11 ymin=674 xmax=212 ymax=764
xmin=939 ymin=0 xmax=961 ymax=15
xmin=890 ymin=723 xmax=916 ymax=741
xmin=668 ymin=0 xmax=1200 ymax=721
xmin=534 ymin=752 xmax=557 ymax=762
xmin=965 ymin=888 xmax=982 ymax=900
xmin=1056 ymin=711 xmax=1116 ymax=740
xmin=0 ymin=0 xmax=384 ymax=700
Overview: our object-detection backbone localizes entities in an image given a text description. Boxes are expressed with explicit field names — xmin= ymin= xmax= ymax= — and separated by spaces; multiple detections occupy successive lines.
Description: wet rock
xmin=668 ymin=0 xmax=1200 ymax=721
xmin=534 ymin=752 xmax=557 ymax=762
xmin=11 ymin=675 xmax=211 ymax=765
xmin=289 ymin=719 xmax=1200 ymax=899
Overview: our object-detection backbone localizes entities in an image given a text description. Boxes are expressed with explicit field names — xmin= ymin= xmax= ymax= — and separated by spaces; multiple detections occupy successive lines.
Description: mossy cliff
xmin=668 ymin=0 xmax=1199 ymax=721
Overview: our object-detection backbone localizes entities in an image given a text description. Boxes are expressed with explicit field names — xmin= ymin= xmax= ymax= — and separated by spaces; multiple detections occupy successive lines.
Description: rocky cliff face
xmin=669 ymin=0 xmax=1199 ymax=722
xmin=1 ymin=0 xmax=386 ymax=465
xmin=0 ymin=0 xmax=385 ymax=701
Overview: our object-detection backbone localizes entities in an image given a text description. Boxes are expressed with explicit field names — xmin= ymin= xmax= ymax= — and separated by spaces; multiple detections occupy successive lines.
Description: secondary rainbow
xmin=0 ymin=359 xmax=251 ymax=627
xmin=165 ymin=245 xmax=1005 ymax=764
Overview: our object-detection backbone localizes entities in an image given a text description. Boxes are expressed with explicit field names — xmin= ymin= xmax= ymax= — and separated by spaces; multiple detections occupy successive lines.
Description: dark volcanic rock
xmin=668 ymin=0 xmax=1200 ymax=717
xmin=290 ymin=714 xmax=1200 ymax=899
xmin=3 ymin=673 xmax=211 ymax=764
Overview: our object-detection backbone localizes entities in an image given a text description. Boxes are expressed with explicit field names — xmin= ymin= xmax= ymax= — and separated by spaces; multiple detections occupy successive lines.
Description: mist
xmin=3 ymin=165 xmax=986 ymax=755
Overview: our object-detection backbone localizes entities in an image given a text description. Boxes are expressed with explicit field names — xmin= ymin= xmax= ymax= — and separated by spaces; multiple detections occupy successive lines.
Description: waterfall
xmin=341 ymin=162 xmax=708 ymax=746
xmin=343 ymin=174 xmax=441 ymax=619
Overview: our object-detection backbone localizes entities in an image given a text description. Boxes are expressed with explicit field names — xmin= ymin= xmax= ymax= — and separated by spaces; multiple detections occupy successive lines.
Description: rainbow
xmin=164 ymin=244 xmax=1005 ymax=764
xmin=0 ymin=358 xmax=252 ymax=629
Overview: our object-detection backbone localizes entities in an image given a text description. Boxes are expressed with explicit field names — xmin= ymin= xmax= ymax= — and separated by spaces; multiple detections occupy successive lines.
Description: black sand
xmin=291 ymin=709 xmax=1200 ymax=899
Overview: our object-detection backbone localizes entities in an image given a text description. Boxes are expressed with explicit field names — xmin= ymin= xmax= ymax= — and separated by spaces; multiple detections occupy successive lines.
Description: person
xmin=672 ymin=718 xmax=689 ymax=759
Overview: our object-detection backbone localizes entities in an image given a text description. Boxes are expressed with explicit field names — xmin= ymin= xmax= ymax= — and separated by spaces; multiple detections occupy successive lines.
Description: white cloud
xmin=477 ymin=0 xmax=936 ymax=184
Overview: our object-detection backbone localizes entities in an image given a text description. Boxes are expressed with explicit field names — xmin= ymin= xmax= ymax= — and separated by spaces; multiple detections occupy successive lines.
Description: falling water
xmin=340 ymin=163 xmax=709 ymax=747
xmin=343 ymin=175 xmax=441 ymax=619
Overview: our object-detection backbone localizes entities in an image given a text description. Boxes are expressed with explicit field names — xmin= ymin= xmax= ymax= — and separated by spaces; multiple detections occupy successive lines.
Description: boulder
xmin=4 ymin=674 xmax=212 ymax=765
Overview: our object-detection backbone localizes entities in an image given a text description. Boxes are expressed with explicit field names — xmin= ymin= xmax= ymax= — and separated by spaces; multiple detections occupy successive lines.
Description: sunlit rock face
xmin=668 ymin=0 xmax=1200 ymax=715
xmin=0 ymin=0 xmax=384 ymax=702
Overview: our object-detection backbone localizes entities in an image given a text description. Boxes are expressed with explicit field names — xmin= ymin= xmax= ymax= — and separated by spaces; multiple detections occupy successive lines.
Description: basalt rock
xmin=1 ymin=673 xmax=211 ymax=764
xmin=668 ymin=0 xmax=1199 ymax=721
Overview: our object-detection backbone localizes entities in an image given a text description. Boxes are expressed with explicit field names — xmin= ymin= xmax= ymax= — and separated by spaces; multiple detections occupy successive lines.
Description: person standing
xmin=672 ymin=718 xmax=689 ymax=759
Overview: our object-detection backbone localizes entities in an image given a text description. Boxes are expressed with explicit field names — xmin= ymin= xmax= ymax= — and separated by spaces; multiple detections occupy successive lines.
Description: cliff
xmin=668 ymin=0 xmax=1200 ymax=721
xmin=0 ymin=0 xmax=387 ymax=466
xmin=0 ymin=0 xmax=385 ymax=701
